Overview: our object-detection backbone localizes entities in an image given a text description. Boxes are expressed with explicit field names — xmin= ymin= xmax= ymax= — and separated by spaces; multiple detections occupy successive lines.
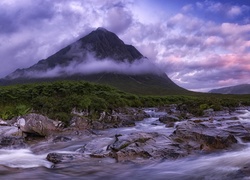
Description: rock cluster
xmin=1 ymin=106 xmax=250 ymax=167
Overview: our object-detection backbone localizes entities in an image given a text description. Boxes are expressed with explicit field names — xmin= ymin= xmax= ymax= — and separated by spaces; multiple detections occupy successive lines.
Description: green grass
xmin=1 ymin=73 xmax=190 ymax=95
xmin=0 ymin=80 xmax=249 ymax=125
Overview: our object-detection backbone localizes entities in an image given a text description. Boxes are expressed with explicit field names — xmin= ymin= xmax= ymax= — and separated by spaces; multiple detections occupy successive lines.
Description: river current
xmin=1 ymin=109 xmax=250 ymax=180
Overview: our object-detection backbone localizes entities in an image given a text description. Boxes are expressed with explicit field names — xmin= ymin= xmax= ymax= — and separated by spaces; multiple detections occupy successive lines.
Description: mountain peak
xmin=78 ymin=27 xmax=143 ymax=62
xmin=96 ymin=27 xmax=108 ymax=32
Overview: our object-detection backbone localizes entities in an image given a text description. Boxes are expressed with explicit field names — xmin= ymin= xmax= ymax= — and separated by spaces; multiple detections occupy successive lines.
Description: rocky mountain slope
xmin=209 ymin=84 xmax=250 ymax=94
xmin=1 ymin=27 xmax=188 ymax=95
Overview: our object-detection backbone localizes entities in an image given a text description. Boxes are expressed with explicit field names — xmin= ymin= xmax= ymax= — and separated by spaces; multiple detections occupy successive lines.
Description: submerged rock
xmin=46 ymin=152 xmax=85 ymax=164
xmin=52 ymin=136 xmax=71 ymax=143
xmin=0 ymin=136 xmax=26 ymax=149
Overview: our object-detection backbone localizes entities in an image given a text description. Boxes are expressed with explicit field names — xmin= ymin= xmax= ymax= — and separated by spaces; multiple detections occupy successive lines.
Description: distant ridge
xmin=209 ymin=84 xmax=250 ymax=94
xmin=1 ymin=27 xmax=189 ymax=95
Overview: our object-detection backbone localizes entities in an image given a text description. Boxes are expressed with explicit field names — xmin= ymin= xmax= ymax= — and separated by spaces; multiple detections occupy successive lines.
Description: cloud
xmin=195 ymin=1 xmax=248 ymax=18
xmin=1 ymin=0 xmax=250 ymax=92
xmin=228 ymin=6 xmax=242 ymax=17
xmin=104 ymin=5 xmax=133 ymax=34
xmin=181 ymin=4 xmax=193 ymax=12
xmin=19 ymin=54 xmax=159 ymax=78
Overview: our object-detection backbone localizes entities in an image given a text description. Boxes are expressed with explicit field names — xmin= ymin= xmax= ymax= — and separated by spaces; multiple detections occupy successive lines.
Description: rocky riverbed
xmin=1 ymin=106 xmax=250 ymax=179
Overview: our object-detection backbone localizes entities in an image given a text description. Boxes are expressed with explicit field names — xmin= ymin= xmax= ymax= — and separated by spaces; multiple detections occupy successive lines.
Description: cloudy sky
xmin=0 ymin=0 xmax=250 ymax=92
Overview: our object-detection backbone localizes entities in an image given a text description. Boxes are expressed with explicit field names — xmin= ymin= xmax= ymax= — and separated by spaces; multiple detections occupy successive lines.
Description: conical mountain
xmin=2 ymin=28 xmax=188 ymax=95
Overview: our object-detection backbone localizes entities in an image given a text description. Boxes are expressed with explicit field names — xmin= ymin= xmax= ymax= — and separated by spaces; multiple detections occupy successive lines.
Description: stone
xmin=0 ymin=119 xmax=8 ymax=126
xmin=46 ymin=152 xmax=85 ymax=164
xmin=170 ymin=121 xmax=238 ymax=151
xmin=159 ymin=115 xmax=180 ymax=127
xmin=70 ymin=116 xmax=91 ymax=129
xmin=16 ymin=113 xmax=63 ymax=137
xmin=0 ymin=136 xmax=26 ymax=149
xmin=52 ymin=136 xmax=71 ymax=143
xmin=107 ymin=132 xmax=187 ymax=162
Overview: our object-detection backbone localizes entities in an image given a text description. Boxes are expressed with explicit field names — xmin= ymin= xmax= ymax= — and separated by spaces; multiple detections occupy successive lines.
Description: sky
xmin=0 ymin=0 xmax=250 ymax=92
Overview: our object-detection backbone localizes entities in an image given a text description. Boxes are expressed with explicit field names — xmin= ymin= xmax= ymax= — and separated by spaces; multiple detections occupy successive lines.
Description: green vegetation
xmin=0 ymin=80 xmax=250 ymax=125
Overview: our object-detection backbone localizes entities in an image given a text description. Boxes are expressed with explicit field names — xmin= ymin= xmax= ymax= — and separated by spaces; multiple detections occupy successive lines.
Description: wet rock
xmin=46 ymin=153 xmax=62 ymax=164
xmin=203 ymin=108 xmax=214 ymax=117
xmin=16 ymin=113 xmax=63 ymax=137
xmin=74 ymin=108 xmax=149 ymax=130
xmin=90 ymin=153 xmax=107 ymax=158
xmin=159 ymin=115 xmax=180 ymax=127
xmin=92 ymin=121 xmax=104 ymax=130
xmin=107 ymin=132 xmax=187 ymax=162
xmin=110 ymin=149 xmax=152 ymax=162
xmin=110 ymin=108 xmax=150 ymax=122
xmin=52 ymin=136 xmax=71 ymax=143
xmin=46 ymin=152 xmax=85 ymax=164
xmin=108 ymin=133 xmax=153 ymax=152
xmin=107 ymin=133 xmax=155 ymax=161
xmin=0 ymin=136 xmax=26 ymax=149
xmin=92 ymin=113 xmax=138 ymax=130
xmin=223 ymin=124 xmax=249 ymax=136
xmin=240 ymin=136 xmax=250 ymax=143
xmin=237 ymin=165 xmax=250 ymax=177
xmin=0 ymin=119 xmax=8 ymax=126
xmin=170 ymin=121 xmax=238 ymax=151
xmin=70 ymin=116 xmax=91 ymax=129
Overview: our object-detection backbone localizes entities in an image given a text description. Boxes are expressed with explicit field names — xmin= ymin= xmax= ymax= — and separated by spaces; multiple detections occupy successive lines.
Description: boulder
xmin=70 ymin=116 xmax=91 ymax=129
xmin=107 ymin=132 xmax=187 ymax=162
xmin=0 ymin=119 xmax=8 ymax=126
xmin=16 ymin=113 xmax=63 ymax=137
xmin=92 ymin=116 xmax=136 ymax=130
xmin=159 ymin=115 xmax=180 ymax=127
xmin=170 ymin=121 xmax=238 ymax=151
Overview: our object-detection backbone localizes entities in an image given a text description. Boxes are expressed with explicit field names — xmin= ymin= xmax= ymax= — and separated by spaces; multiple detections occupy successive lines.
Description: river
xmin=0 ymin=109 xmax=250 ymax=180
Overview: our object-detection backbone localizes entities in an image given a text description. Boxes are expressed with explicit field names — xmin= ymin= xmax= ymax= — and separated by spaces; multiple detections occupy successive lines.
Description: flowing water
xmin=1 ymin=109 xmax=250 ymax=180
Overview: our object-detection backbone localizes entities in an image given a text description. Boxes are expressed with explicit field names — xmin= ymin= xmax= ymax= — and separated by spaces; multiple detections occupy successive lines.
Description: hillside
xmin=209 ymin=84 xmax=250 ymax=94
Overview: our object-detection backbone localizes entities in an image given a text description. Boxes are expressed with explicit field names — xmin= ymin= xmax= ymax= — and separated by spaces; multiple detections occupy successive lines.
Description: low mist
xmin=25 ymin=53 xmax=161 ymax=78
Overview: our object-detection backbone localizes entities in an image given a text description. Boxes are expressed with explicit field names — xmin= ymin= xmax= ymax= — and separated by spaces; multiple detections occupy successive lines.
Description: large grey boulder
xmin=107 ymin=132 xmax=187 ymax=162
xmin=16 ymin=113 xmax=63 ymax=137
xmin=170 ymin=121 xmax=238 ymax=151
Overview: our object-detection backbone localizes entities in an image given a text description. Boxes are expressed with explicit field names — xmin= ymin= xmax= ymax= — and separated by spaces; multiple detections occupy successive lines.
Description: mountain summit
xmin=78 ymin=27 xmax=143 ymax=61
xmin=2 ymin=28 xmax=188 ymax=95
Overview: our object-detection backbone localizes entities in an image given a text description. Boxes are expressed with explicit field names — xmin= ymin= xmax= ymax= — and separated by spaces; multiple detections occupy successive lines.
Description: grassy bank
xmin=0 ymin=80 xmax=249 ymax=125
